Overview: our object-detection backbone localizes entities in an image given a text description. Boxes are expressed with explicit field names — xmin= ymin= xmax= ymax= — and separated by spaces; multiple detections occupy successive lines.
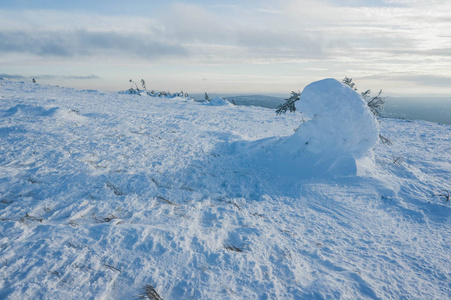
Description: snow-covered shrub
xmin=277 ymin=77 xmax=386 ymax=118
xmin=342 ymin=77 xmax=391 ymax=144
xmin=119 ymin=79 xmax=191 ymax=100
xmin=277 ymin=77 xmax=390 ymax=145
xmin=342 ymin=76 xmax=386 ymax=117
xmin=286 ymin=78 xmax=379 ymax=159
xmin=128 ymin=79 xmax=141 ymax=94
xmin=275 ymin=91 xmax=300 ymax=115
xmin=238 ymin=78 xmax=379 ymax=178
xmin=141 ymin=79 xmax=147 ymax=92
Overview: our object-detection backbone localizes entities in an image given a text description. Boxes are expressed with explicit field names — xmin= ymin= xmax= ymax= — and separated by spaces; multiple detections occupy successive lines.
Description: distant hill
xmin=225 ymin=94 xmax=285 ymax=109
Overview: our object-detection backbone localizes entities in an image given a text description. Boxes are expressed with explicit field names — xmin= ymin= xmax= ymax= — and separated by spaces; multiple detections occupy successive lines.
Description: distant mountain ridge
xmin=225 ymin=94 xmax=285 ymax=109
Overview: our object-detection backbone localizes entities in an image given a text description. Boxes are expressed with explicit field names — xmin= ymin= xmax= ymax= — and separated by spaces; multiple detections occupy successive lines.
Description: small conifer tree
xmin=275 ymin=91 xmax=301 ymax=115
xmin=141 ymin=79 xmax=147 ymax=92
xmin=129 ymin=79 xmax=140 ymax=94
xmin=342 ymin=77 xmax=386 ymax=117
xmin=276 ymin=77 xmax=386 ymax=117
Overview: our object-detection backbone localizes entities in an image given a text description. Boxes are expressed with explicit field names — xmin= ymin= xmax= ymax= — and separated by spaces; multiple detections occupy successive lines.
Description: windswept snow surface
xmin=0 ymin=79 xmax=450 ymax=299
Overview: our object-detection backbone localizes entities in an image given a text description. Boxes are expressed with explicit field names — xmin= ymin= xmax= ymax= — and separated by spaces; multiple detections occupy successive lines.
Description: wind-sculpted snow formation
xmin=206 ymin=96 xmax=231 ymax=106
xmin=0 ymin=79 xmax=450 ymax=299
xmin=293 ymin=78 xmax=379 ymax=158
xmin=234 ymin=78 xmax=379 ymax=178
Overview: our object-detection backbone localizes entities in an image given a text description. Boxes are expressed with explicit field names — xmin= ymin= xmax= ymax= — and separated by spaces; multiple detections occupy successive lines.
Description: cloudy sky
xmin=1 ymin=0 xmax=450 ymax=96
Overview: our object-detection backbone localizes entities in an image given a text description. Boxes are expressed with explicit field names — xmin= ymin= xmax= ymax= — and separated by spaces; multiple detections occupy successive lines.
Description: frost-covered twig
xmin=393 ymin=155 xmax=402 ymax=164
xmin=379 ymin=134 xmax=392 ymax=145
xmin=223 ymin=243 xmax=244 ymax=252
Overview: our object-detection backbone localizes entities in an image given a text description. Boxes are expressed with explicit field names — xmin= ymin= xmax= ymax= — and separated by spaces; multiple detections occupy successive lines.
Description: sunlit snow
xmin=0 ymin=79 xmax=450 ymax=299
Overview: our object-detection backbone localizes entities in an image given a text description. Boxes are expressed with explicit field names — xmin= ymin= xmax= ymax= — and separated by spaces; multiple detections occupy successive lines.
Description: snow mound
xmin=292 ymin=78 xmax=379 ymax=158
xmin=206 ymin=96 xmax=230 ymax=106
xmin=236 ymin=78 xmax=379 ymax=178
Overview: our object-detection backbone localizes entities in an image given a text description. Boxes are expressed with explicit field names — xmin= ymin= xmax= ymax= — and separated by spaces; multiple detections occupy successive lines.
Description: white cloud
xmin=0 ymin=10 xmax=157 ymax=33
xmin=0 ymin=30 xmax=187 ymax=59
xmin=0 ymin=0 xmax=450 ymax=94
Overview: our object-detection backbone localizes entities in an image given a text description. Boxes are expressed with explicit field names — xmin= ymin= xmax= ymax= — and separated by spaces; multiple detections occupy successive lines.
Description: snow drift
xmin=206 ymin=96 xmax=231 ymax=106
xmin=236 ymin=78 xmax=379 ymax=178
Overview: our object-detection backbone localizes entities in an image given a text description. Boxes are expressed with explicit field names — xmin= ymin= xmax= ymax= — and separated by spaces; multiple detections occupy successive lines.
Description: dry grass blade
xmin=138 ymin=284 xmax=164 ymax=300
xmin=379 ymin=134 xmax=392 ymax=145
xmin=105 ymin=181 xmax=125 ymax=196
xmin=223 ymin=243 xmax=244 ymax=252
xmin=393 ymin=155 xmax=402 ymax=164
xmin=19 ymin=213 xmax=43 ymax=225
xmin=49 ymin=270 xmax=61 ymax=278
xmin=433 ymin=190 xmax=450 ymax=202
xmin=93 ymin=213 xmax=117 ymax=223
xmin=156 ymin=196 xmax=177 ymax=206
xmin=104 ymin=264 xmax=121 ymax=273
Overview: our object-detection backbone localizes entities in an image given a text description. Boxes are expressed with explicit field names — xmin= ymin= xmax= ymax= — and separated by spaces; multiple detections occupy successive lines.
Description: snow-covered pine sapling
xmin=275 ymin=91 xmax=301 ymax=115
xmin=178 ymin=90 xmax=189 ymax=98
xmin=342 ymin=76 xmax=356 ymax=91
xmin=343 ymin=77 xmax=392 ymax=144
xmin=141 ymin=79 xmax=147 ymax=92
xmin=362 ymin=89 xmax=386 ymax=117
xmin=129 ymin=79 xmax=140 ymax=94
xmin=204 ymin=92 xmax=210 ymax=102
xmin=275 ymin=78 xmax=392 ymax=146
xmin=342 ymin=77 xmax=387 ymax=117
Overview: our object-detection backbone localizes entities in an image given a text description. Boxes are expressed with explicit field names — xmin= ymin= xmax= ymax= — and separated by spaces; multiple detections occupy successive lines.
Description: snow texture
xmin=0 ymin=79 xmax=450 ymax=299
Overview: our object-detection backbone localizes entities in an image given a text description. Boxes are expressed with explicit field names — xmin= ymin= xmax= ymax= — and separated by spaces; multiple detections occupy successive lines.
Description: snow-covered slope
xmin=0 ymin=79 xmax=450 ymax=299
